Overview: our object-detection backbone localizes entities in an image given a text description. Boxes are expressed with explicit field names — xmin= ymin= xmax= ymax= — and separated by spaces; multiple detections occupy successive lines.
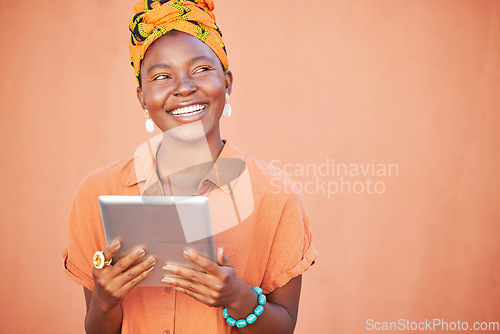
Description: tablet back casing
xmin=98 ymin=196 xmax=216 ymax=286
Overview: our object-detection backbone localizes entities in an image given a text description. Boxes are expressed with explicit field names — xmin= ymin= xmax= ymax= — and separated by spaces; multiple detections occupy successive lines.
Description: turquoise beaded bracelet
xmin=222 ymin=286 xmax=267 ymax=328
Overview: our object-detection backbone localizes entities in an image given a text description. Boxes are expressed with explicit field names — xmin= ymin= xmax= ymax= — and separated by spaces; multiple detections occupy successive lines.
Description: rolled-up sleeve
xmin=261 ymin=189 xmax=317 ymax=294
xmin=63 ymin=174 xmax=107 ymax=291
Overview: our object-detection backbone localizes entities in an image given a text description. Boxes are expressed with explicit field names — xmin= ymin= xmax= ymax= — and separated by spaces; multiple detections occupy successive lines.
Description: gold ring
xmin=93 ymin=251 xmax=112 ymax=269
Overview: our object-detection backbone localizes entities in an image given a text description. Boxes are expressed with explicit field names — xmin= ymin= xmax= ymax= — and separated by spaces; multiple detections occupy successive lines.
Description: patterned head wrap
xmin=129 ymin=0 xmax=228 ymax=84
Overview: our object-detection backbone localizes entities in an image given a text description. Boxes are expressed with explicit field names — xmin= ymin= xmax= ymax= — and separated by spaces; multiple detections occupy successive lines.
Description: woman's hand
xmin=161 ymin=247 xmax=247 ymax=309
xmin=159 ymin=247 xmax=302 ymax=334
xmin=91 ymin=239 xmax=156 ymax=310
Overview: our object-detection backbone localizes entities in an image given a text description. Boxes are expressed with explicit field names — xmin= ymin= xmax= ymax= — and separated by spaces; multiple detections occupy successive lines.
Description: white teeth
xmin=171 ymin=104 xmax=206 ymax=115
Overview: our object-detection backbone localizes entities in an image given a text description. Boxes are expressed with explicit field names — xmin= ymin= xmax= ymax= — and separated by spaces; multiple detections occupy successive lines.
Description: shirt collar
xmin=125 ymin=134 xmax=247 ymax=194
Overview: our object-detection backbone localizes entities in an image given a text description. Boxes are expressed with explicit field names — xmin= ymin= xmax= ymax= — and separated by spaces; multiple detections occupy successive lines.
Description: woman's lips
xmin=167 ymin=104 xmax=208 ymax=122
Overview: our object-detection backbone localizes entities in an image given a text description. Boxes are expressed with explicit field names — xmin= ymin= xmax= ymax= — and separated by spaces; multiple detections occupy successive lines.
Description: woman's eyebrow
xmin=146 ymin=56 xmax=214 ymax=74
xmin=147 ymin=63 xmax=171 ymax=75
xmin=188 ymin=55 xmax=215 ymax=65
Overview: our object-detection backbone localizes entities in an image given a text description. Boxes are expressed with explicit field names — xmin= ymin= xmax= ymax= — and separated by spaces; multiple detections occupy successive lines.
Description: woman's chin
xmin=161 ymin=120 xmax=210 ymax=144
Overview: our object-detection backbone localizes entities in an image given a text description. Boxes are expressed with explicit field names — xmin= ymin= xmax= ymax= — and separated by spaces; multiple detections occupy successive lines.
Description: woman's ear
xmin=224 ymin=69 xmax=233 ymax=95
xmin=137 ymin=86 xmax=146 ymax=110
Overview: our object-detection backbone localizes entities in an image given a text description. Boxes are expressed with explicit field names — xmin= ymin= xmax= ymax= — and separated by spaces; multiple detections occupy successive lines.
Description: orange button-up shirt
xmin=63 ymin=138 xmax=317 ymax=333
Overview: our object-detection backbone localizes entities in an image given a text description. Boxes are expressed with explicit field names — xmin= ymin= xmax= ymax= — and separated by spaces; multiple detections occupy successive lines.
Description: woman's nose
xmin=173 ymin=75 xmax=197 ymax=96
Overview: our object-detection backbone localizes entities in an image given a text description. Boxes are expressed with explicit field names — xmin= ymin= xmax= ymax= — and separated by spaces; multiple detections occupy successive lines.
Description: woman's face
xmin=137 ymin=31 xmax=232 ymax=140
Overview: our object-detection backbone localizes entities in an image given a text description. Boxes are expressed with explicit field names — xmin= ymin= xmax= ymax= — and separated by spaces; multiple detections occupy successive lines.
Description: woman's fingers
xmin=116 ymin=255 xmax=156 ymax=286
xmin=162 ymin=248 xmax=235 ymax=285
xmin=161 ymin=273 xmax=217 ymax=304
xmin=162 ymin=263 xmax=211 ymax=285
xmin=102 ymin=239 xmax=121 ymax=263
xmin=160 ymin=249 xmax=243 ymax=308
xmin=172 ymin=285 xmax=216 ymax=306
xmin=161 ymin=266 xmax=235 ymax=308
xmin=121 ymin=263 xmax=156 ymax=291
xmin=216 ymin=247 xmax=233 ymax=268
xmin=92 ymin=246 xmax=156 ymax=306
xmin=92 ymin=239 xmax=122 ymax=279
xmin=110 ymin=247 xmax=146 ymax=275
xmin=182 ymin=248 xmax=232 ymax=277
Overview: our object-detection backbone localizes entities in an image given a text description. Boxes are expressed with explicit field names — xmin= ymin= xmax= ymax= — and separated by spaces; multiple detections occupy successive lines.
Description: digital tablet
xmin=98 ymin=195 xmax=216 ymax=286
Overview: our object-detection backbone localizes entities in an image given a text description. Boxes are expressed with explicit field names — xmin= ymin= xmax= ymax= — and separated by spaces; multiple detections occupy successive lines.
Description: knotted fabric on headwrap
xmin=129 ymin=0 xmax=228 ymax=84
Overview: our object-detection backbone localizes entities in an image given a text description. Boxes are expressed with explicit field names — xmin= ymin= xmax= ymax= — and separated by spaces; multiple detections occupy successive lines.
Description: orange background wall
xmin=1 ymin=1 xmax=499 ymax=333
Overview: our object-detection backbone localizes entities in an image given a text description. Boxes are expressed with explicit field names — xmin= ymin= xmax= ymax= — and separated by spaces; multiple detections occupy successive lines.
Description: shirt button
xmin=165 ymin=287 xmax=172 ymax=293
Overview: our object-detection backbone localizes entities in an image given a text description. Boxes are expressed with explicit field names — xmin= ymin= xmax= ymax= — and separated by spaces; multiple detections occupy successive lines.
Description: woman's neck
xmin=155 ymin=123 xmax=224 ymax=195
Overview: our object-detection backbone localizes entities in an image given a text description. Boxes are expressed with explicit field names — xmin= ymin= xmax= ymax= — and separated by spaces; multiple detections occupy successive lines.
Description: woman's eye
xmin=153 ymin=74 xmax=170 ymax=80
xmin=194 ymin=66 xmax=211 ymax=74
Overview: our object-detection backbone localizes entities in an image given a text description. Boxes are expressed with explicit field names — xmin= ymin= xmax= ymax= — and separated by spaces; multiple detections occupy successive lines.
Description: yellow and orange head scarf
xmin=129 ymin=0 xmax=228 ymax=84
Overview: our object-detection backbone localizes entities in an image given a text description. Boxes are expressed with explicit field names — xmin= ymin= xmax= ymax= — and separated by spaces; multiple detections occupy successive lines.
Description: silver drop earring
xmin=222 ymin=93 xmax=232 ymax=118
xmin=144 ymin=109 xmax=154 ymax=133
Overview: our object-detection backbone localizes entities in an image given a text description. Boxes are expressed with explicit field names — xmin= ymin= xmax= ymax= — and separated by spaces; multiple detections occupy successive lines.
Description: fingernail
xmin=136 ymin=248 xmax=145 ymax=256
xmin=163 ymin=265 xmax=173 ymax=271
xmin=111 ymin=240 xmax=120 ymax=248
xmin=146 ymin=257 xmax=156 ymax=265
xmin=162 ymin=277 xmax=173 ymax=283
xmin=183 ymin=250 xmax=192 ymax=258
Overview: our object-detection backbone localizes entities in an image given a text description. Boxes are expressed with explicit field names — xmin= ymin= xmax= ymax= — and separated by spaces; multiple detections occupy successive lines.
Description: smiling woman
xmin=63 ymin=1 xmax=317 ymax=333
